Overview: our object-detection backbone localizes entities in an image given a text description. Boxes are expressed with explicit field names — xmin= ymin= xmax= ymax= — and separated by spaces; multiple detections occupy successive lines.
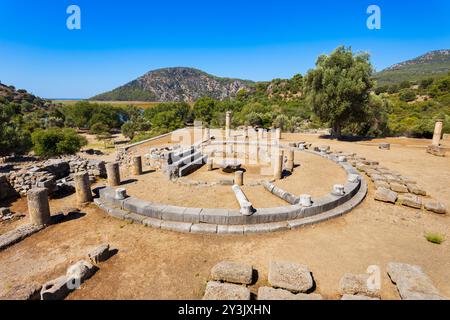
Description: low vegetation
xmin=425 ymin=232 xmax=445 ymax=245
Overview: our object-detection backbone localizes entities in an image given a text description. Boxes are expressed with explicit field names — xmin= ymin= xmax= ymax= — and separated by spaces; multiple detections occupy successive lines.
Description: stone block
xmin=268 ymin=261 xmax=313 ymax=293
xmin=374 ymin=180 xmax=390 ymax=189
xmin=200 ymin=208 xmax=229 ymax=225
xmin=374 ymin=187 xmax=397 ymax=204
xmin=41 ymin=276 xmax=71 ymax=300
xmin=244 ymin=222 xmax=289 ymax=234
xmin=341 ymin=294 xmax=380 ymax=300
xmin=390 ymin=182 xmax=409 ymax=193
xmin=161 ymin=205 xmax=186 ymax=221
xmin=339 ymin=272 xmax=380 ymax=298
xmin=387 ymin=262 xmax=445 ymax=300
xmin=217 ymin=225 xmax=244 ymax=235
xmin=88 ymin=244 xmax=112 ymax=264
xmin=258 ymin=287 xmax=323 ymax=300
xmin=142 ymin=217 xmax=162 ymax=229
xmin=210 ymin=261 xmax=253 ymax=284
xmin=183 ymin=207 xmax=202 ymax=223
xmin=1 ymin=283 xmax=42 ymax=300
xmin=190 ymin=223 xmax=218 ymax=234
xmin=203 ymin=281 xmax=250 ymax=300
xmin=406 ymin=184 xmax=427 ymax=196
xmin=424 ymin=201 xmax=447 ymax=214
xmin=398 ymin=194 xmax=422 ymax=209
xmin=123 ymin=212 xmax=146 ymax=224
xmin=66 ymin=260 xmax=97 ymax=283
xmin=160 ymin=221 xmax=192 ymax=233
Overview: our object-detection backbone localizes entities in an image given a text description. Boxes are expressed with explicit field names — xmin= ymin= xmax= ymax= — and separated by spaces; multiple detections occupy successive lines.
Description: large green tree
xmin=303 ymin=46 xmax=374 ymax=138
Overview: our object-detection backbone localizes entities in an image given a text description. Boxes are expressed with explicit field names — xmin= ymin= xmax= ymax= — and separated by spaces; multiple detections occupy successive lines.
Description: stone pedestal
xmin=274 ymin=153 xmax=284 ymax=180
xmin=235 ymin=171 xmax=244 ymax=186
xmin=106 ymin=162 xmax=121 ymax=187
xmin=27 ymin=188 xmax=51 ymax=226
xmin=432 ymin=120 xmax=443 ymax=146
xmin=132 ymin=156 xmax=143 ymax=176
xmin=286 ymin=149 xmax=295 ymax=172
xmin=74 ymin=172 xmax=93 ymax=205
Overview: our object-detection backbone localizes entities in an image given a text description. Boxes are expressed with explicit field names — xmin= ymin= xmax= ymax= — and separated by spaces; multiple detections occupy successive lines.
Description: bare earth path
xmin=0 ymin=134 xmax=449 ymax=300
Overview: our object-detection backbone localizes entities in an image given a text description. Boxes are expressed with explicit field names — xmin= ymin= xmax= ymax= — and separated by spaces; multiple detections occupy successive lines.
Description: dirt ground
xmin=0 ymin=133 xmax=449 ymax=300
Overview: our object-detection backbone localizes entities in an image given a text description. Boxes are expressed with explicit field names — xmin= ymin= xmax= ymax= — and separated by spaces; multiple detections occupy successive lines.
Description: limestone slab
xmin=203 ymin=281 xmax=250 ymax=300
xmin=268 ymin=261 xmax=313 ymax=293
xmin=210 ymin=261 xmax=253 ymax=284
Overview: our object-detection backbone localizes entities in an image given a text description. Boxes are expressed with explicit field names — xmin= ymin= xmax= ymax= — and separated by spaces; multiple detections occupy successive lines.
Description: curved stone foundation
xmin=94 ymin=149 xmax=367 ymax=234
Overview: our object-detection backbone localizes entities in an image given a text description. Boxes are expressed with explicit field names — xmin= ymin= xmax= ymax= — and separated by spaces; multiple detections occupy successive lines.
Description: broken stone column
xmin=207 ymin=159 xmax=214 ymax=171
xmin=274 ymin=153 xmax=284 ymax=180
xmin=232 ymin=185 xmax=254 ymax=216
xmin=74 ymin=172 xmax=93 ymax=205
xmin=226 ymin=111 xmax=232 ymax=137
xmin=263 ymin=181 xmax=299 ymax=205
xmin=286 ymin=149 xmax=295 ymax=172
xmin=204 ymin=127 xmax=211 ymax=141
xmin=106 ymin=162 xmax=121 ymax=187
xmin=432 ymin=120 xmax=443 ymax=146
xmin=235 ymin=171 xmax=244 ymax=186
xmin=132 ymin=156 xmax=143 ymax=176
xmin=27 ymin=188 xmax=51 ymax=226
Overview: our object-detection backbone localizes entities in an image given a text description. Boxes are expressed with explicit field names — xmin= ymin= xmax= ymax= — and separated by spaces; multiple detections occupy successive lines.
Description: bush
xmin=399 ymin=89 xmax=417 ymax=102
xmin=425 ymin=232 xmax=445 ymax=244
xmin=31 ymin=128 xmax=87 ymax=157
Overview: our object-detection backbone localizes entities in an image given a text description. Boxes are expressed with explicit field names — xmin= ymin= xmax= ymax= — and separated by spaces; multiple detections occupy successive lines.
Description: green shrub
xmin=31 ymin=128 xmax=87 ymax=157
xmin=425 ymin=232 xmax=445 ymax=244
xmin=399 ymin=89 xmax=417 ymax=102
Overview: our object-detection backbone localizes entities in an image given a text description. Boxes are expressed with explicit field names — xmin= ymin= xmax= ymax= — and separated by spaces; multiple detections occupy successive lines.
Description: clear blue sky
xmin=0 ymin=0 xmax=449 ymax=99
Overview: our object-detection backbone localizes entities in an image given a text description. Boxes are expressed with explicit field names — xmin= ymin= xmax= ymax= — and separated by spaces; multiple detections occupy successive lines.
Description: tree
xmin=121 ymin=121 xmax=137 ymax=140
xmin=193 ymin=97 xmax=216 ymax=124
xmin=303 ymin=46 xmax=374 ymax=138
xmin=31 ymin=128 xmax=87 ymax=157
xmin=90 ymin=122 xmax=110 ymax=135
xmin=399 ymin=89 xmax=417 ymax=102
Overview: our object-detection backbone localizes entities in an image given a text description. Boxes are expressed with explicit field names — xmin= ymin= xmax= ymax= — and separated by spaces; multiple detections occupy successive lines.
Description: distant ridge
xmin=374 ymin=49 xmax=450 ymax=86
xmin=91 ymin=67 xmax=254 ymax=102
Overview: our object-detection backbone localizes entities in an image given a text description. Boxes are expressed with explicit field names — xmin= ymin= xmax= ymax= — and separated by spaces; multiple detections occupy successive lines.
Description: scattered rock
xmin=374 ymin=180 xmax=390 ymax=189
xmin=257 ymin=286 xmax=322 ymax=300
xmin=387 ymin=262 xmax=445 ymax=300
xmin=406 ymin=184 xmax=427 ymax=196
xmin=370 ymin=174 xmax=386 ymax=182
xmin=379 ymin=143 xmax=390 ymax=150
xmin=339 ymin=273 xmax=380 ymax=298
xmin=1 ymin=283 xmax=42 ymax=300
xmin=268 ymin=261 xmax=313 ymax=293
xmin=374 ymin=187 xmax=398 ymax=204
xmin=66 ymin=260 xmax=97 ymax=282
xmin=390 ymin=182 xmax=409 ymax=193
xmin=88 ymin=244 xmax=112 ymax=264
xmin=210 ymin=261 xmax=253 ymax=285
xmin=424 ymin=201 xmax=447 ymax=214
xmin=203 ymin=281 xmax=250 ymax=300
xmin=341 ymin=294 xmax=380 ymax=300
xmin=398 ymin=194 xmax=422 ymax=209
xmin=41 ymin=276 xmax=71 ymax=300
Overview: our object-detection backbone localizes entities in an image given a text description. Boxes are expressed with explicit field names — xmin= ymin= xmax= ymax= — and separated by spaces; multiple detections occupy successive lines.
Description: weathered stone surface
xmin=1 ymin=283 xmax=42 ymax=300
xmin=211 ymin=261 xmax=253 ymax=285
xmin=341 ymin=294 xmax=380 ymax=300
xmin=390 ymin=182 xmax=409 ymax=193
xmin=398 ymin=194 xmax=422 ymax=209
xmin=257 ymin=287 xmax=323 ymax=300
xmin=66 ymin=260 xmax=97 ymax=282
xmin=424 ymin=201 xmax=447 ymax=214
xmin=339 ymin=273 xmax=380 ymax=298
xmin=0 ymin=224 xmax=45 ymax=251
xmin=41 ymin=276 xmax=71 ymax=300
xmin=370 ymin=174 xmax=386 ymax=182
xmin=406 ymin=184 xmax=427 ymax=196
xmin=427 ymin=145 xmax=446 ymax=157
xmin=374 ymin=180 xmax=390 ymax=189
xmin=387 ymin=262 xmax=445 ymax=300
xmin=374 ymin=187 xmax=398 ymax=204
xmin=88 ymin=244 xmax=112 ymax=264
xmin=268 ymin=261 xmax=313 ymax=293
xmin=190 ymin=223 xmax=217 ymax=234
xmin=203 ymin=281 xmax=250 ymax=300
xmin=379 ymin=143 xmax=390 ymax=150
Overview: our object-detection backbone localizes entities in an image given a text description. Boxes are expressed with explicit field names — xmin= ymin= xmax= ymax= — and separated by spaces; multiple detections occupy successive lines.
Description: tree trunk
xmin=332 ymin=123 xmax=342 ymax=139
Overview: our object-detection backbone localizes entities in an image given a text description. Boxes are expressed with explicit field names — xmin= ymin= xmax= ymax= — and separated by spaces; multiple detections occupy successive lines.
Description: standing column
xmin=276 ymin=128 xmax=282 ymax=140
xmin=106 ymin=162 xmax=121 ymax=187
xmin=226 ymin=111 xmax=232 ymax=138
xmin=74 ymin=172 xmax=93 ymax=205
xmin=286 ymin=149 xmax=295 ymax=172
xmin=274 ymin=152 xmax=284 ymax=180
xmin=235 ymin=170 xmax=244 ymax=186
xmin=27 ymin=188 xmax=51 ymax=226
xmin=432 ymin=120 xmax=444 ymax=146
xmin=132 ymin=156 xmax=143 ymax=176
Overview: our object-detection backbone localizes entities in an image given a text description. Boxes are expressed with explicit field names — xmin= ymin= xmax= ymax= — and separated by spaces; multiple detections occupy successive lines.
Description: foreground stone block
xmin=1 ymin=283 xmax=42 ymax=300
xmin=398 ymin=194 xmax=422 ymax=209
xmin=211 ymin=261 xmax=253 ymax=285
xmin=203 ymin=281 xmax=250 ymax=300
xmin=258 ymin=287 xmax=322 ymax=300
xmin=0 ymin=224 xmax=45 ymax=251
xmin=341 ymin=294 xmax=380 ymax=300
xmin=41 ymin=276 xmax=71 ymax=300
xmin=66 ymin=260 xmax=97 ymax=282
xmin=387 ymin=262 xmax=445 ymax=300
xmin=424 ymin=201 xmax=447 ymax=214
xmin=406 ymin=184 xmax=427 ymax=196
xmin=339 ymin=273 xmax=380 ymax=298
xmin=268 ymin=261 xmax=313 ymax=293
xmin=374 ymin=187 xmax=397 ymax=204
xmin=374 ymin=180 xmax=390 ymax=189
xmin=88 ymin=244 xmax=112 ymax=264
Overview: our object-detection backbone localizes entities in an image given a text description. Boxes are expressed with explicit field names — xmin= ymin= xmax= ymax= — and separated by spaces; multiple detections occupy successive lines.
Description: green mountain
xmin=91 ymin=67 xmax=254 ymax=102
xmin=374 ymin=49 xmax=450 ymax=86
